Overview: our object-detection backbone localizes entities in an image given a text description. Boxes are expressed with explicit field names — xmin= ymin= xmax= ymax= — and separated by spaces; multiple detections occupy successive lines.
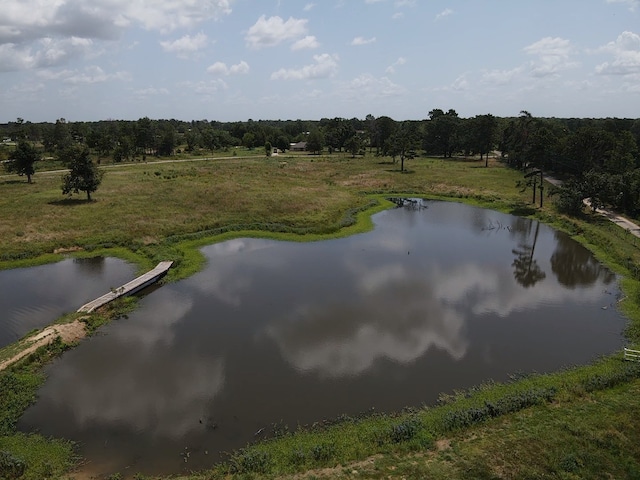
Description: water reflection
xmin=267 ymin=260 xmax=468 ymax=377
xmin=73 ymin=256 xmax=106 ymax=274
xmin=512 ymin=222 xmax=546 ymax=288
xmin=551 ymin=231 xmax=616 ymax=287
xmin=19 ymin=202 xmax=625 ymax=477
xmin=0 ymin=257 xmax=135 ymax=348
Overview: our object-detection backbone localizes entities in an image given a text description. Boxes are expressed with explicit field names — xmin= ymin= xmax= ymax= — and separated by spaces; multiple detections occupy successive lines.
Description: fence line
xmin=624 ymin=347 xmax=640 ymax=362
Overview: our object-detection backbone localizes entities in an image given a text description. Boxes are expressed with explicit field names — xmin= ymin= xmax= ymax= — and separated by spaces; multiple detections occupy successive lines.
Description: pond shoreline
xmin=1 ymin=191 xmax=640 ymax=480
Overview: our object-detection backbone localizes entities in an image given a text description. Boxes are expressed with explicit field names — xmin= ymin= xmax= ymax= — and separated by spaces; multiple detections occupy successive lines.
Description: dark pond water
xmin=0 ymin=257 xmax=135 ymax=348
xmin=19 ymin=201 xmax=625 ymax=477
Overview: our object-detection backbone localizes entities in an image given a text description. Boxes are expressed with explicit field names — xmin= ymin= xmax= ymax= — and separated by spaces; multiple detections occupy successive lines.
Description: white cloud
xmin=0 ymin=36 xmax=95 ymax=72
xmin=524 ymin=37 xmax=578 ymax=77
xmin=606 ymin=0 xmax=640 ymax=11
xmin=291 ymin=35 xmax=320 ymax=50
xmin=160 ymin=33 xmax=208 ymax=58
xmin=271 ymin=53 xmax=338 ymax=80
xmin=134 ymin=87 xmax=170 ymax=96
xmin=180 ymin=79 xmax=228 ymax=95
xmin=481 ymin=66 xmax=525 ymax=85
xmin=0 ymin=0 xmax=234 ymax=42
xmin=303 ymin=3 xmax=316 ymax=11
xmin=42 ymin=65 xmax=131 ymax=84
xmin=0 ymin=0 xmax=233 ymax=71
xmin=245 ymin=15 xmax=308 ymax=49
xmin=595 ymin=31 xmax=640 ymax=75
xmin=343 ymin=74 xmax=406 ymax=98
xmin=623 ymin=74 xmax=640 ymax=91
xmin=385 ymin=56 xmax=406 ymax=74
xmin=451 ymin=73 xmax=470 ymax=91
xmin=0 ymin=82 xmax=45 ymax=103
xmin=435 ymin=8 xmax=454 ymax=21
xmin=229 ymin=61 xmax=250 ymax=75
xmin=207 ymin=60 xmax=249 ymax=76
xmin=392 ymin=12 xmax=404 ymax=19
xmin=118 ymin=0 xmax=234 ymax=33
xmin=351 ymin=36 xmax=376 ymax=46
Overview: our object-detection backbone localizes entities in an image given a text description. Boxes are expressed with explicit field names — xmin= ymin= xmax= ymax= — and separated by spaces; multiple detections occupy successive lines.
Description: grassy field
xmin=0 ymin=153 xmax=523 ymax=272
xmin=1 ymin=152 xmax=640 ymax=479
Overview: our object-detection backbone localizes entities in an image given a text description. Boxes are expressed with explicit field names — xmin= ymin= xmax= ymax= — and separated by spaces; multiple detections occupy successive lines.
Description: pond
xmin=19 ymin=201 xmax=625 ymax=477
xmin=0 ymin=257 xmax=135 ymax=349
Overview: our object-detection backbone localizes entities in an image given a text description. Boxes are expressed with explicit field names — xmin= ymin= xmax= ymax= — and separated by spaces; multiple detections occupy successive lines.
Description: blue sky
xmin=1 ymin=0 xmax=639 ymax=123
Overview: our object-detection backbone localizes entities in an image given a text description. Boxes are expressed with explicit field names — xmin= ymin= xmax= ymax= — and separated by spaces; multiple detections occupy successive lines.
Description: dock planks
xmin=77 ymin=261 xmax=173 ymax=313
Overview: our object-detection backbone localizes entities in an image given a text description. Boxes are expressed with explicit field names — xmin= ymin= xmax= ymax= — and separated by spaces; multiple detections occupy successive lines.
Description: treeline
xmin=2 ymin=112 xmax=640 ymax=215
xmin=499 ymin=111 xmax=640 ymax=216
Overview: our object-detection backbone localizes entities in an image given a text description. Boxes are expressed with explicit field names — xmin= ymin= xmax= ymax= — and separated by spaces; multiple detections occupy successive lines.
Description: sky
xmin=1 ymin=0 xmax=639 ymax=123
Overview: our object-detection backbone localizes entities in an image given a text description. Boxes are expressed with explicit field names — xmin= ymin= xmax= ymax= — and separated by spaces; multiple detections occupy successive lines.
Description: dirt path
xmin=545 ymin=175 xmax=640 ymax=239
xmin=0 ymin=320 xmax=86 ymax=372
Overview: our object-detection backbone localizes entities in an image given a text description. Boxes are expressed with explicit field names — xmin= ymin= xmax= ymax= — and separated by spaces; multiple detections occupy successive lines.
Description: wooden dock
xmin=77 ymin=261 xmax=173 ymax=313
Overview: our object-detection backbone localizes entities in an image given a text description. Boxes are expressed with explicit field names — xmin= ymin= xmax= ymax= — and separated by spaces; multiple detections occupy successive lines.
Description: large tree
xmin=471 ymin=114 xmax=498 ymax=166
xmin=345 ymin=133 xmax=364 ymax=158
xmin=135 ymin=117 xmax=156 ymax=155
xmin=61 ymin=145 xmax=104 ymax=201
xmin=5 ymin=140 xmax=40 ymax=183
xmin=424 ymin=109 xmax=460 ymax=158
xmin=157 ymin=124 xmax=176 ymax=156
xmin=306 ymin=129 xmax=324 ymax=154
xmin=387 ymin=121 xmax=420 ymax=172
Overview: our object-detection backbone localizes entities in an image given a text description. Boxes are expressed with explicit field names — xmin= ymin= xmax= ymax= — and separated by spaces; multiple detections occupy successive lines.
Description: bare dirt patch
xmin=0 ymin=320 xmax=86 ymax=372
xmin=53 ymin=246 xmax=84 ymax=254
xmin=284 ymin=455 xmax=382 ymax=479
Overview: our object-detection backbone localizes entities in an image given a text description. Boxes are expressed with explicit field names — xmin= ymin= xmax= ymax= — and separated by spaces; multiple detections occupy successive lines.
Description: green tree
xmin=470 ymin=114 xmax=498 ymax=166
xmin=424 ymin=109 xmax=460 ymax=158
xmin=265 ymin=141 xmax=273 ymax=157
xmin=157 ymin=125 xmax=176 ymax=156
xmin=345 ymin=134 xmax=364 ymax=158
xmin=321 ymin=117 xmax=355 ymax=152
xmin=375 ymin=116 xmax=397 ymax=156
xmin=112 ymin=136 xmax=134 ymax=163
xmin=52 ymin=118 xmax=73 ymax=152
xmin=184 ymin=129 xmax=201 ymax=153
xmin=135 ymin=117 xmax=156 ymax=155
xmin=275 ymin=135 xmax=290 ymax=152
xmin=242 ymin=132 xmax=256 ymax=149
xmin=5 ymin=140 xmax=40 ymax=183
xmin=61 ymin=145 xmax=104 ymax=201
xmin=501 ymin=111 xmax=535 ymax=169
xmin=387 ymin=122 xmax=420 ymax=172
xmin=604 ymin=131 xmax=638 ymax=174
xmin=563 ymin=126 xmax=616 ymax=174
xmin=306 ymin=129 xmax=324 ymax=154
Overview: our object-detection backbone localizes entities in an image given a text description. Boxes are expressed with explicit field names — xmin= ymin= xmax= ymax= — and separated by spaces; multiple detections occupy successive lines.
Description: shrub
xmin=228 ymin=450 xmax=271 ymax=474
xmin=0 ymin=450 xmax=26 ymax=479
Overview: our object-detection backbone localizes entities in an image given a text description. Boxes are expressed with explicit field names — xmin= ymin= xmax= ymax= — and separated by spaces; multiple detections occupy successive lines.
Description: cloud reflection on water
xmin=38 ymin=290 xmax=226 ymax=439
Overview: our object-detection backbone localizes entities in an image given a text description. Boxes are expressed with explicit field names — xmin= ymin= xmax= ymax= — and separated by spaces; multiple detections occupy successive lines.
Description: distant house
xmin=290 ymin=141 xmax=307 ymax=152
